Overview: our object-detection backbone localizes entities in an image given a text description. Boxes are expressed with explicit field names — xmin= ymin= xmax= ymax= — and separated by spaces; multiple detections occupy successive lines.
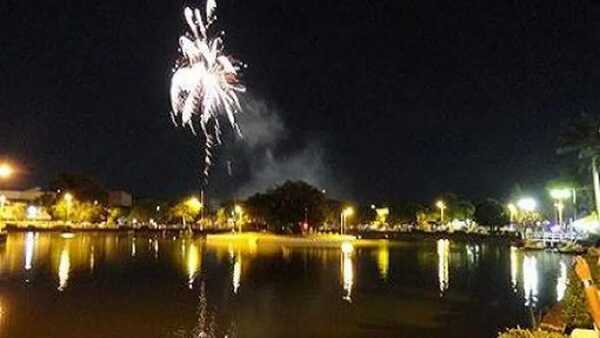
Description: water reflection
xmin=466 ymin=243 xmax=480 ymax=266
xmin=523 ymin=255 xmax=538 ymax=307
xmin=510 ymin=246 xmax=519 ymax=292
xmin=437 ymin=239 xmax=449 ymax=295
xmin=131 ymin=237 xmax=137 ymax=257
xmin=556 ymin=261 xmax=568 ymax=302
xmin=57 ymin=243 xmax=71 ymax=291
xmin=341 ymin=242 xmax=354 ymax=302
xmin=232 ymin=251 xmax=242 ymax=294
xmin=89 ymin=245 xmax=95 ymax=272
xmin=376 ymin=244 xmax=389 ymax=280
xmin=187 ymin=243 xmax=202 ymax=289
xmin=0 ymin=232 xmax=578 ymax=338
xmin=24 ymin=232 xmax=34 ymax=271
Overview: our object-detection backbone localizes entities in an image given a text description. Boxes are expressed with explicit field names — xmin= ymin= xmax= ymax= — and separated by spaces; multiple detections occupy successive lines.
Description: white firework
xmin=170 ymin=1 xmax=245 ymax=179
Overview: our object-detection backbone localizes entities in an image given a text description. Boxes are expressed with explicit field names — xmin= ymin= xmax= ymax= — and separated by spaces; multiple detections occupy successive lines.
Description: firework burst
xmin=170 ymin=0 xmax=246 ymax=179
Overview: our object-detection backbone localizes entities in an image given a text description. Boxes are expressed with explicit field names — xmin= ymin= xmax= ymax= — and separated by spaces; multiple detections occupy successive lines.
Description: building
xmin=0 ymin=187 xmax=55 ymax=202
xmin=108 ymin=191 xmax=133 ymax=208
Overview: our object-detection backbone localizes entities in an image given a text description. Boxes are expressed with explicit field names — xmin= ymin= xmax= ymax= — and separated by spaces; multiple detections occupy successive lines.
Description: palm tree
xmin=557 ymin=113 xmax=600 ymax=219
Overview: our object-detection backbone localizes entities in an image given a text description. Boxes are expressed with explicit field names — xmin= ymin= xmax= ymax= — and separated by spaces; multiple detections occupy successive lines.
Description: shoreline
xmin=2 ymin=225 xmax=520 ymax=244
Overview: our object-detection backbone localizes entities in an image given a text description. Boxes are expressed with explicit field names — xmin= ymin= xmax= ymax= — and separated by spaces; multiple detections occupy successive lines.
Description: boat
xmin=521 ymin=239 xmax=545 ymax=251
xmin=557 ymin=241 xmax=587 ymax=255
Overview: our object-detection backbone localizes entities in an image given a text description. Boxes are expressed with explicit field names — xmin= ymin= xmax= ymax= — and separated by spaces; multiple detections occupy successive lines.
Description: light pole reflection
xmin=58 ymin=244 xmax=71 ymax=291
xmin=24 ymin=232 xmax=35 ymax=271
xmin=376 ymin=244 xmax=389 ymax=280
xmin=341 ymin=242 xmax=354 ymax=302
xmin=556 ymin=261 xmax=568 ymax=302
xmin=233 ymin=251 xmax=242 ymax=294
xmin=523 ymin=255 xmax=538 ymax=307
xmin=510 ymin=246 xmax=519 ymax=292
xmin=437 ymin=239 xmax=449 ymax=295
xmin=187 ymin=242 xmax=202 ymax=289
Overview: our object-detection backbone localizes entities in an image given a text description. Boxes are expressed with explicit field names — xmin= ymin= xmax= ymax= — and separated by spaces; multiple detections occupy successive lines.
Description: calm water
xmin=0 ymin=232 xmax=571 ymax=338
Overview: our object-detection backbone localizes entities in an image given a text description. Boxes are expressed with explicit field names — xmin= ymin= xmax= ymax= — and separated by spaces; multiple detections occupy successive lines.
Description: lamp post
xmin=554 ymin=201 xmax=565 ymax=227
xmin=64 ymin=193 xmax=73 ymax=224
xmin=550 ymin=188 xmax=571 ymax=227
xmin=234 ymin=205 xmax=243 ymax=233
xmin=507 ymin=203 xmax=517 ymax=224
xmin=436 ymin=201 xmax=447 ymax=224
xmin=341 ymin=207 xmax=354 ymax=235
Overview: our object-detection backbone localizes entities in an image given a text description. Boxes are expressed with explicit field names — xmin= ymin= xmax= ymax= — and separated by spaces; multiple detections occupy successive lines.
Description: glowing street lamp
xmin=436 ymin=201 xmax=447 ymax=224
xmin=517 ymin=197 xmax=537 ymax=212
xmin=550 ymin=188 xmax=571 ymax=201
xmin=186 ymin=197 xmax=203 ymax=213
xmin=0 ymin=163 xmax=13 ymax=179
xmin=341 ymin=207 xmax=354 ymax=235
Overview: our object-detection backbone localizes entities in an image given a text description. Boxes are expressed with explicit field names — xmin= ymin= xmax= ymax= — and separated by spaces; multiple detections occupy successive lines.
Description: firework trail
xmin=170 ymin=1 xmax=246 ymax=180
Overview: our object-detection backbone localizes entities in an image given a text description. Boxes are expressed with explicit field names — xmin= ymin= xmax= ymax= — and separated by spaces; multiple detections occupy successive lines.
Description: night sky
xmin=3 ymin=0 xmax=600 ymax=203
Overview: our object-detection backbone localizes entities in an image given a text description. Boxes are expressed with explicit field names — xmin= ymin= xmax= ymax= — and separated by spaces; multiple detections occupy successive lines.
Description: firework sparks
xmin=170 ymin=1 xmax=246 ymax=179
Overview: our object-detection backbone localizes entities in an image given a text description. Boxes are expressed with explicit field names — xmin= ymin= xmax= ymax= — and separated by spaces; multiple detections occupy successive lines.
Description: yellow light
xmin=0 ymin=195 xmax=6 ymax=205
xmin=436 ymin=201 xmax=446 ymax=210
xmin=341 ymin=241 xmax=354 ymax=254
xmin=507 ymin=203 xmax=517 ymax=214
xmin=0 ymin=163 xmax=13 ymax=179
xmin=64 ymin=193 xmax=73 ymax=203
xmin=187 ymin=243 xmax=201 ymax=288
xmin=186 ymin=197 xmax=203 ymax=212
xmin=343 ymin=207 xmax=354 ymax=217
xmin=377 ymin=244 xmax=389 ymax=280
xmin=234 ymin=205 xmax=243 ymax=214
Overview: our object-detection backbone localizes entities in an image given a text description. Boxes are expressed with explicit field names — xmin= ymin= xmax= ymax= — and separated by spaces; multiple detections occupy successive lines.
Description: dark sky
xmin=3 ymin=0 xmax=600 ymax=203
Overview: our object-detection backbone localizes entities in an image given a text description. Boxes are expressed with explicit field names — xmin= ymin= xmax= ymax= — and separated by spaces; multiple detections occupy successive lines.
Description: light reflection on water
xmin=0 ymin=233 xmax=578 ymax=338
xmin=341 ymin=242 xmax=354 ymax=302
xmin=437 ymin=239 xmax=449 ymax=295
xmin=57 ymin=243 xmax=70 ymax=291
xmin=523 ymin=255 xmax=538 ymax=307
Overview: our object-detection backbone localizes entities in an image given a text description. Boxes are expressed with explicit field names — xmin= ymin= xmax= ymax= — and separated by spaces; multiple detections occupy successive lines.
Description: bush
xmin=498 ymin=328 xmax=568 ymax=338
xmin=561 ymin=256 xmax=600 ymax=329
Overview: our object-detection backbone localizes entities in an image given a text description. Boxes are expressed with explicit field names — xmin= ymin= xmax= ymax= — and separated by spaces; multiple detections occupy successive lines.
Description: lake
xmin=0 ymin=232 xmax=571 ymax=338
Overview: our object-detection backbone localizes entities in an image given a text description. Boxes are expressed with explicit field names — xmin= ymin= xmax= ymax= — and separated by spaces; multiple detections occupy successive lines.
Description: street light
xmin=517 ymin=197 xmax=537 ymax=212
xmin=341 ymin=207 xmax=354 ymax=235
xmin=0 ymin=163 xmax=13 ymax=179
xmin=436 ymin=201 xmax=447 ymax=224
xmin=550 ymin=188 xmax=571 ymax=201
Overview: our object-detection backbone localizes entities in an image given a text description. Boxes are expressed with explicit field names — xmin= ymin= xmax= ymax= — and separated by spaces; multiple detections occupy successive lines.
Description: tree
xmin=245 ymin=180 xmax=328 ymax=233
xmin=434 ymin=193 xmax=475 ymax=221
xmin=169 ymin=197 xmax=203 ymax=225
xmin=51 ymin=173 xmax=107 ymax=203
xmin=557 ymin=113 xmax=600 ymax=219
xmin=51 ymin=198 xmax=103 ymax=223
xmin=473 ymin=199 xmax=509 ymax=232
